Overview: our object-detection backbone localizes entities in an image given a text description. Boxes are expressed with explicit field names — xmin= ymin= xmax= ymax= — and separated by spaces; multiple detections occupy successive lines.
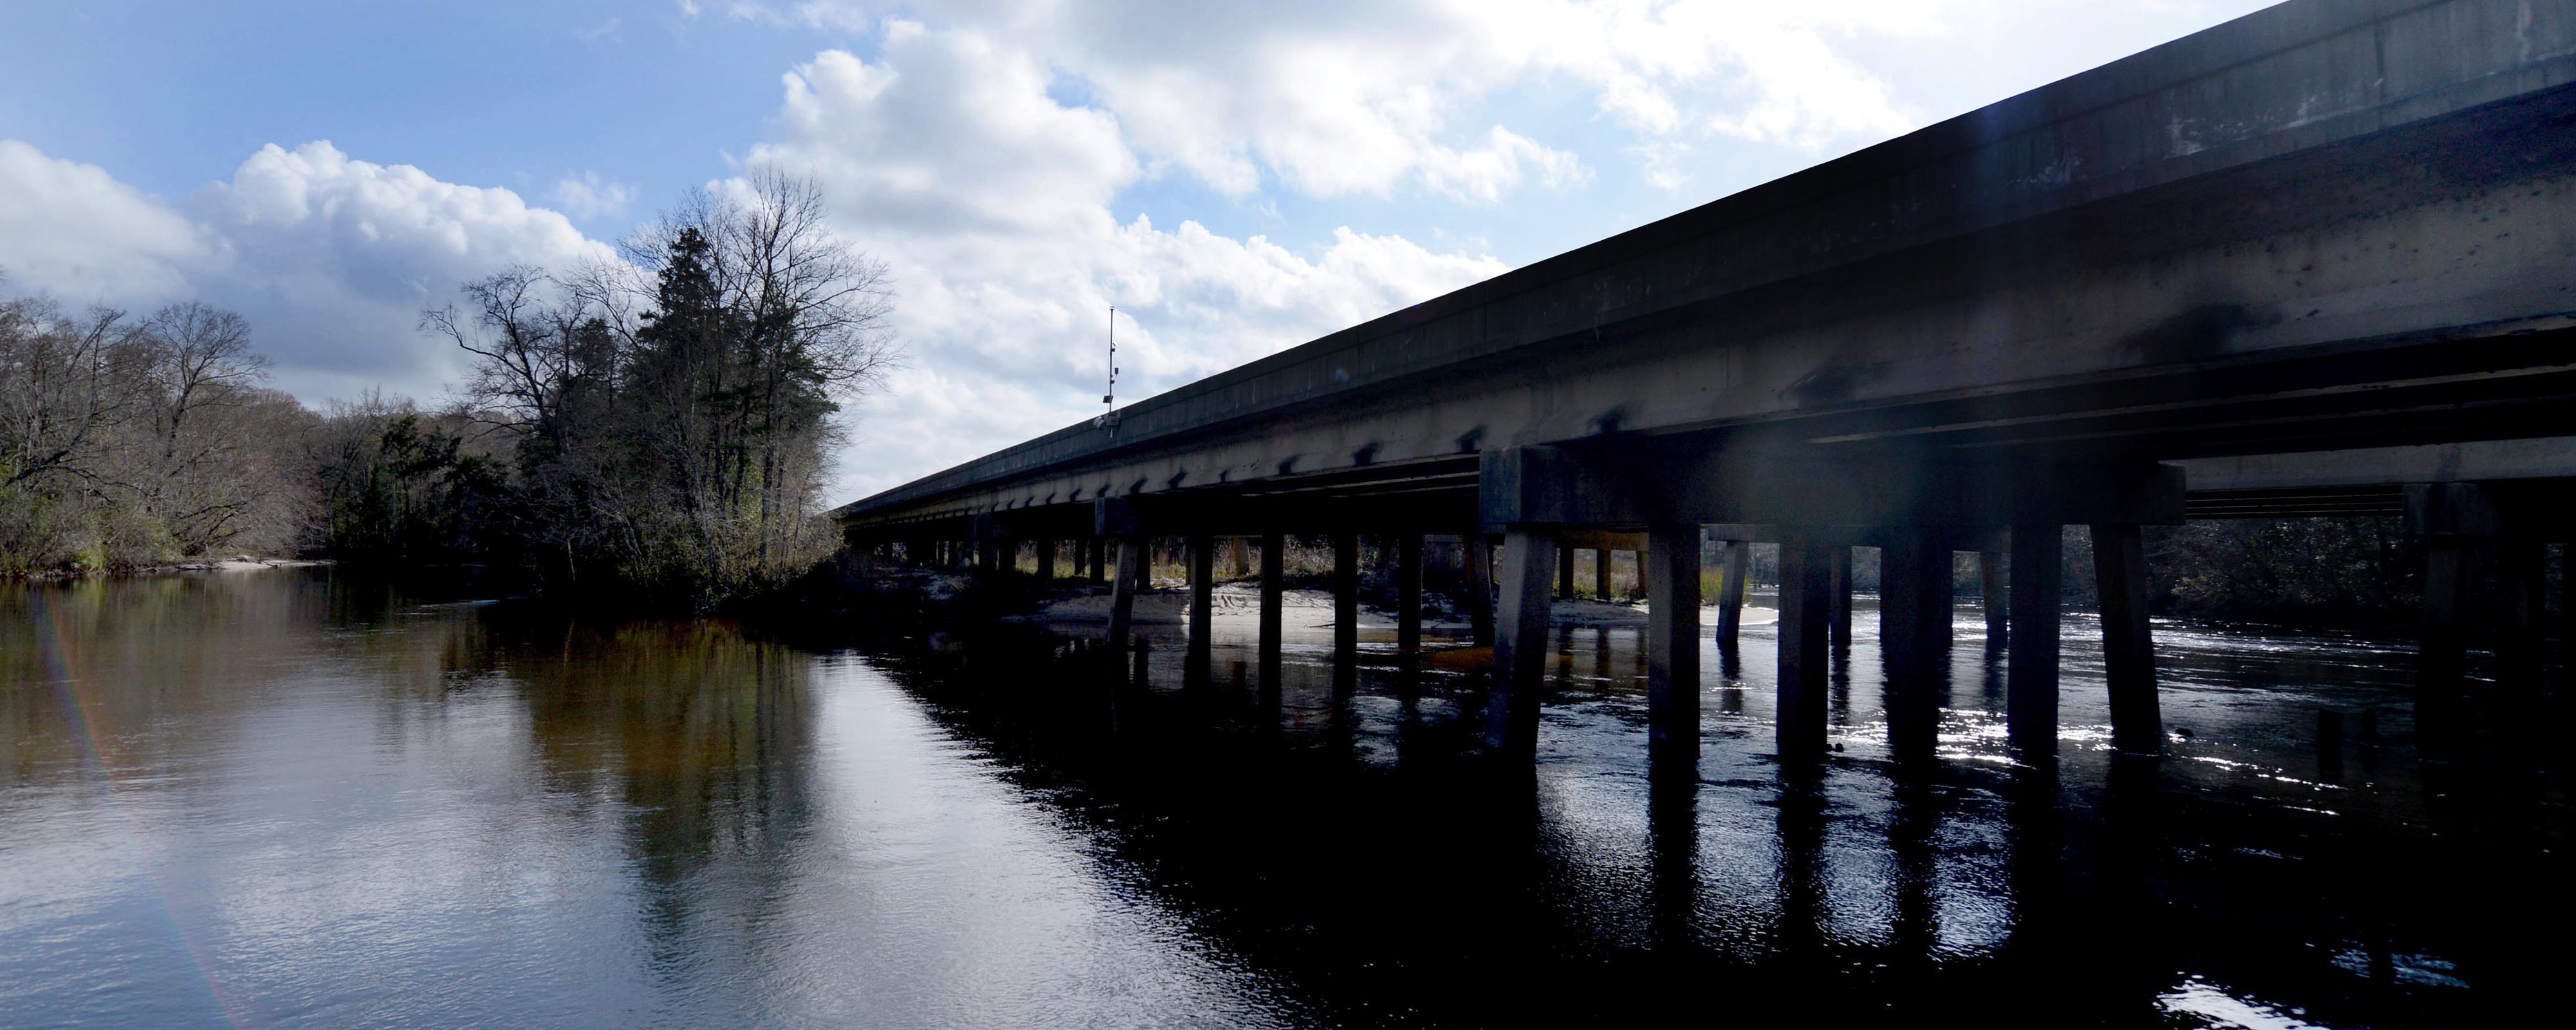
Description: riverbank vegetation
xmin=2 ymin=173 xmax=900 ymax=608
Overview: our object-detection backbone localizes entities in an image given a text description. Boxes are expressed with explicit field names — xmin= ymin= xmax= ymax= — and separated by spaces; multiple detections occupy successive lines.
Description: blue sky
xmin=0 ymin=1 xmax=2275 ymax=499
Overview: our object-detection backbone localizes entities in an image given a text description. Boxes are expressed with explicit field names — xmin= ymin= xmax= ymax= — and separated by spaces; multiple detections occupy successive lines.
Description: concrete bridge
xmin=837 ymin=0 xmax=2576 ymax=770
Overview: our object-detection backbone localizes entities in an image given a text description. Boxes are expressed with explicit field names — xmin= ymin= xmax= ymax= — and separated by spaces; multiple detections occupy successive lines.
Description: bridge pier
xmin=1467 ymin=536 xmax=1497 ymax=647
xmin=1396 ymin=534 xmax=1424 ymax=657
xmin=1980 ymin=549 xmax=2008 ymax=644
xmin=1107 ymin=536 xmax=1143 ymax=649
xmin=1593 ymin=548 xmax=1612 ymax=601
xmin=1713 ymin=540 xmax=1750 ymax=642
xmin=1488 ymin=527 xmax=1558 ymax=754
xmin=1828 ymin=547 xmax=1853 ymax=646
xmin=2007 ymin=525 xmax=2063 ymax=755
xmin=1258 ymin=532 xmax=1285 ymax=684
xmin=1645 ymin=523 xmax=1701 ymax=775
xmin=1881 ymin=535 xmax=1952 ymax=758
xmin=1332 ymin=532 xmax=1360 ymax=692
xmin=2410 ymin=483 xmax=2497 ymax=693
xmin=1557 ymin=547 xmax=1576 ymax=600
xmin=2497 ymin=536 xmax=2546 ymax=687
xmin=1036 ymin=538 xmax=1056 ymax=580
xmin=1188 ymin=534 xmax=1214 ymax=673
xmin=2093 ymin=523 xmax=2162 ymax=755
xmin=1777 ymin=539 xmax=1833 ymax=758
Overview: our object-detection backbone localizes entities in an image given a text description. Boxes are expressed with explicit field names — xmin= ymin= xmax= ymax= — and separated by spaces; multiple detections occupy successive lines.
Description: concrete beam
xmin=1480 ymin=445 xmax=2184 ymax=532
xmin=2179 ymin=438 xmax=2576 ymax=491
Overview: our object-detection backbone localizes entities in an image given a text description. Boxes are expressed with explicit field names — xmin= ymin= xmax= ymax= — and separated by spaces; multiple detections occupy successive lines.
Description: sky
xmin=0 ymin=0 xmax=2279 ymax=503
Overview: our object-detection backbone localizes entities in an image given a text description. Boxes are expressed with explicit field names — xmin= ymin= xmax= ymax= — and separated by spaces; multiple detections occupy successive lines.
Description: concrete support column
xmin=2497 ymin=536 xmax=2546 ymax=686
xmin=1777 ymin=539 xmax=1832 ymax=758
xmin=1396 ymin=534 xmax=1425 ymax=657
xmin=1188 ymin=534 xmax=1215 ymax=664
xmin=1107 ymin=537 xmax=1144 ymax=648
xmin=1828 ymin=547 xmax=1853 ymax=646
xmin=1467 ymin=536 xmax=1497 ymax=647
xmin=1714 ymin=541 xmax=1751 ymax=641
xmin=1980 ymin=548 xmax=2009 ymax=644
xmin=2092 ymin=523 xmax=2161 ymax=756
xmin=1880 ymin=536 xmax=1951 ymax=754
xmin=2562 ymin=543 xmax=2574 ymax=671
xmin=2418 ymin=536 xmax=2471 ymax=689
xmin=1258 ymin=532 xmax=1285 ymax=679
xmin=2007 ymin=525 xmax=2063 ymax=754
xmin=1558 ymin=546 xmax=1577 ymax=599
xmin=1645 ymin=523 xmax=1703 ymax=774
xmin=1231 ymin=537 xmax=1249 ymax=577
xmin=1332 ymin=532 xmax=1361 ymax=684
xmin=1036 ymin=538 xmax=1056 ymax=580
xmin=1132 ymin=538 xmax=1154 ymax=593
xmin=1488 ymin=527 xmax=1558 ymax=754
xmin=1594 ymin=548 xmax=1613 ymax=601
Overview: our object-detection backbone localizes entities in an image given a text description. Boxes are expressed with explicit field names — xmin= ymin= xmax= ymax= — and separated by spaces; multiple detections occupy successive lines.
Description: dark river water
xmin=1 ymin=568 xmax=2564 ymax=1027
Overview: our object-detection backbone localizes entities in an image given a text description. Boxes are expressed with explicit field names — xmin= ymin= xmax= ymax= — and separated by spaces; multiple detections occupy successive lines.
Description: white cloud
xmin=732 ymin=27 xmax=1509 ymax=496
xmin=0 ymin=140 xmax=204 ymax=300
xmin=1420 ymin=127 xmax=1591 ymax=204
xmin=551 ymin=171 xmax=636 ymax=220
xmin=0 ymin=138 xmax=617 ymax=402
xmin=737 ymin=1 xmax=1932 ymax=199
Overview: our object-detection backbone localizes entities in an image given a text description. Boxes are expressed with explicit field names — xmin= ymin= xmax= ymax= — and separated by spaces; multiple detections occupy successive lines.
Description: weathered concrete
xmin=1108 ymin=538 xmax=1142 ymax=649
xmin=1880 ymin=536 xmax=1951 ymax=757
xmin=1490 ymin=529 xmax=1559 ymax=754
xmin=1396 ymin=534 xmax=1425 ymax=657
xmin=1645 ymin=524 xmax=1701 ymax=774
xmin=1466 ymin=536 xmax=1497 ymax=647
xmin=1828 ymin=547 xmax=1854 ymax=647
xmin=1188 ymin=533 xmax=1215 ymax=664
xmin=1259 ymin=532 xmax=1285 ymax=684
xmin=1778 ymin=541 xmax=1833 ymax=758
xmin=2007 ymin=527 xmax=2065 ymax=754
xmin=1713 ymin=540 xmax=1751 ymax=642
xmin=1978 ymin=549 xmax=2009 ymax=643
xmin=2094 ymin=524 xmax=2163 ymax=754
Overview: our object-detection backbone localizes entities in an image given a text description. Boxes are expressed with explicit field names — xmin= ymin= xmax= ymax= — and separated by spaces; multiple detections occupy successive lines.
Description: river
xmin=1 ymin=568 xmax=2561 ymax=1027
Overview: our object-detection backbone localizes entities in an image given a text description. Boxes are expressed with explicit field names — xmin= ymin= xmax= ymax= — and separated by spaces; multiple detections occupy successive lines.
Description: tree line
xmin=1 ymin=173 xmax=901 ymax=608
